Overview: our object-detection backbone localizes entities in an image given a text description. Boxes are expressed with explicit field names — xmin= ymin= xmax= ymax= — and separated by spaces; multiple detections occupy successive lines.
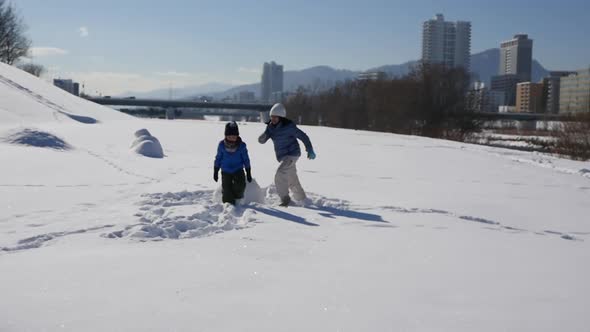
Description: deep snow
xmin=1 ymin=62 xmax=590 ymax=332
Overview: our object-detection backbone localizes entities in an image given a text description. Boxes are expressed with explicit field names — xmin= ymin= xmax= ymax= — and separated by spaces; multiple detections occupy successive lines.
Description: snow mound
xmin=0 ymin=62 xmax=130 ymax=124
xmin=131 ymin=129 xmax=164 ymax=158
xmin=3 ymin=128 xmax=72 ymax=150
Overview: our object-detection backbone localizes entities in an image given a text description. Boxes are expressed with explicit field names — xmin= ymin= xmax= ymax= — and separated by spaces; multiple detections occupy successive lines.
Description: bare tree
xmin=0 ymin=0 xmax=31 ymax=65
xmin=285 ymin=64 xmax=480 ymax=141
xmin=554 ymin=113 xmax=590 ymax=160
xmin=18 ymin=62 xmax=45 ymax=77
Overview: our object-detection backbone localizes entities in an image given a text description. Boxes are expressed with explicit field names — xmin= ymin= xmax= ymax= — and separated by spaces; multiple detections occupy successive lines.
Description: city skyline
xmin=13 ymin=0 xmax=590 ymax=95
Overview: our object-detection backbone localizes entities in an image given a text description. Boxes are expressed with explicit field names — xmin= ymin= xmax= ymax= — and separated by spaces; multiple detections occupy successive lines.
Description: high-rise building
xmin=466 ymin=82 xmax=488 ymax=112
xmin=542 ymin=71 xmax=575 ymax=114
xmin=422 ymin=14 xmax=472 ymax=71
xmin=261 ymin=61 xmax=284 ymax=103
xmin=559 ymin=68 xmax=590 ymax=113
xmin=499 ymin=34 xmax=533 ymax=82
xmin=516 ymin=82 xmax=544 ymax=113
xmin=488 ymin=90 xmax=507 ymax=113
xmin=489 ymin=34 xmax=534 ymax=110
xmin=491 ymin=74 xmax=521 ymax=106
xmin=466 ymin=82 xmax=507 ymax=113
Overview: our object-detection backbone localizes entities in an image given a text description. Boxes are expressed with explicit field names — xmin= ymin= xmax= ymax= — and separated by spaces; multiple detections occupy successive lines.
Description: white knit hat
xmin=269 ymin=103 xmax=287 ymax=118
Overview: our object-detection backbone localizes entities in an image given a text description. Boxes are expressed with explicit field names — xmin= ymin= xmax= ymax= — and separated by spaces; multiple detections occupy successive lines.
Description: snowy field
xmin=1 ymin=62 xmax=590 ymax=331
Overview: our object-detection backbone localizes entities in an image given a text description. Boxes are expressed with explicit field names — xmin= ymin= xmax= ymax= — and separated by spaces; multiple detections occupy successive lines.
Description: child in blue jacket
xmin=214 ymin=121 xmax=252 ymax=205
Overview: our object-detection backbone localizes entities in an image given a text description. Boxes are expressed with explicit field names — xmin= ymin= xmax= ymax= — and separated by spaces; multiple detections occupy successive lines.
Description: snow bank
xmin=2 ymin=128 xmax=71 ymax=150
xmin=2 ymin=118 xmax=590 ymax=331
xmin=131 ymin=129 xmax=164 ymax=158
xmin=0 ymin=62 xmax=130 ymax=124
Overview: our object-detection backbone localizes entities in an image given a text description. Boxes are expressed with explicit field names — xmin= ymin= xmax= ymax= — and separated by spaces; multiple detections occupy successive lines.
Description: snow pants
xmin=275 ymin=156 xmax=306 ymax=201
xmin=221 ymin=170 xmax=246 ymax=205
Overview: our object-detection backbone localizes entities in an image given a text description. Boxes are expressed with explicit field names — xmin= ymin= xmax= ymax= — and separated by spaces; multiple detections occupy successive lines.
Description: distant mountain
xmin=367 ymin=49 xmax=549 ymax=85
xmin=283 ymin=66 xmax=359 ymax=91
xmin=119 ymin=82 xmax=235 ymax=99
xmin=209 ymin=50 xmax=551 ymax=99
xmin=211 ymin=66 xmax=360 ymax=99
xmin=368 ymin=61 xmax=418 ymax=77
xmin=212 ymin=82 xmax=259 ymax=100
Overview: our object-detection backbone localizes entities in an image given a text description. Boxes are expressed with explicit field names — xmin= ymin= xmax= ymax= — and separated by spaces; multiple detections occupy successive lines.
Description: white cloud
xmin=29 ymin=47 xmax=69 ymax=57
xmin=237 ymin=67 xmax=261 ymax=74
xmin=155 ymin=71 xmax=191 ymax=78
xmin=79 ymin=26 xmax=89 ymax=38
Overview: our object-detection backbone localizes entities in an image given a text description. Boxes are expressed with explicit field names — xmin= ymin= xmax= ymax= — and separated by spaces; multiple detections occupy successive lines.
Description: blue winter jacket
xmin=214 ymin=139 xmax=251 ymax=174
xmin=258 ymin=118 xmax=313 ymax=162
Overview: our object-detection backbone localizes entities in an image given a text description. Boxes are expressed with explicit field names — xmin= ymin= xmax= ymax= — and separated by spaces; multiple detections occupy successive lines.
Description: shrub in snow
xmin=131 ymin=128 xmax=164 ymax=158
xmin=3 ymin=128 xmax=71 ymax=150
xmin=554 ymin=113 xmax=590 ymax=161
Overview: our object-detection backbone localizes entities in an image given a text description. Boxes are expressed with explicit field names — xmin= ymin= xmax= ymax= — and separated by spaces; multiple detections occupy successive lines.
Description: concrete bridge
xmin=86 ymin=97 xmax=272 ymax=116
xmin=86 ymin=97 xmax=575 ymax=122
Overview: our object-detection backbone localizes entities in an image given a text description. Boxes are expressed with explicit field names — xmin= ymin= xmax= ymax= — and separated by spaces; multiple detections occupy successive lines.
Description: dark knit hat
xmin=225 ymin=121 xmax=239 ymax=136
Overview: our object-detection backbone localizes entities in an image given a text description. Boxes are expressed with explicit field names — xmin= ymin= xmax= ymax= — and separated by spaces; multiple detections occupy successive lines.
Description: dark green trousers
xmin=221 ymin=170 xmax=246 ymax=205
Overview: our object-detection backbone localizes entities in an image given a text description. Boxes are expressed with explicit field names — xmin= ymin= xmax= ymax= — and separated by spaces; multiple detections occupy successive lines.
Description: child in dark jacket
xmin=214 ymin=121 xmax=252 ymax=205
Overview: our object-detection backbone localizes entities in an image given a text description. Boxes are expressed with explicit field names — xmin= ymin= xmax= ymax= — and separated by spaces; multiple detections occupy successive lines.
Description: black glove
xmin=213 ymin=167 xmax=219 ymax=182
xmin=245 ymin=168 xmax=252 ymax=183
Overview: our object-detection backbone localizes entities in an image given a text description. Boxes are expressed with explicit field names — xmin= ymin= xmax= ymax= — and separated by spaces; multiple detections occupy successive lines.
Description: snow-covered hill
xmin=0 ymin=62 xmax=129 ymax=124
xmin=1 ymin=63 xmax=589 ymax=332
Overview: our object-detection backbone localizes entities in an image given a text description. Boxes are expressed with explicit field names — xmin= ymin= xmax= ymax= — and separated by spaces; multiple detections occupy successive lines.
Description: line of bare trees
xmin=285 ymin=64 xmax=481 ymax=141
xmin=554 ymin=113 xmax=590 ymax=160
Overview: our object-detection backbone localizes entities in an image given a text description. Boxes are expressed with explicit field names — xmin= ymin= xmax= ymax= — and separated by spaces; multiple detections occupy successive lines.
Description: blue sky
xmin=15 ymin=0 xmax=590 ymax=95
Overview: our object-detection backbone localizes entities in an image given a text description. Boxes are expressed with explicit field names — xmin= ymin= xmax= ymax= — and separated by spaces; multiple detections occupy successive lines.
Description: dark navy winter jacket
xmin=258 ymin=118 xmax=313 ymax=162
xmin=214 ymin=139 xmax=251 ymax=174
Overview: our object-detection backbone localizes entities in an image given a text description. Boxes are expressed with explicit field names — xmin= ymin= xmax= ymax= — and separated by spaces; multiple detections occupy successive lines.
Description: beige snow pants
xmin=275 ymin=156 xmax=307 ymax=201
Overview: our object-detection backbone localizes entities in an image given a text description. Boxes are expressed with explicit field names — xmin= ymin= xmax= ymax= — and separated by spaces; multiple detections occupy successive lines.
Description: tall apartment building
xmin=466 ymin=82 xmax=508 ymax=113
xmin=516 ymin=82 xmax=544 ymax=113
xmin=499 ymin=34 xmax=533 ymax=82
xmin=490 ymin=34 xmax=534 ymax=108
xmin=542 ymin=71 xmax=575 ymax=114
xmin=491 ymin=74 xmax=521 ymax=106
xmin=261 ymin=61 xmax=284 ymax=103
xmin=422 ymin=14 xmax=472 ymax=71
xmin=559 ymin=68 xmax=590 ymax=113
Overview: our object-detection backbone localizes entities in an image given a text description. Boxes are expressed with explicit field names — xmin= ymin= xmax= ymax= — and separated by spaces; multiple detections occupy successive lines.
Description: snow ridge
xmin=0 ymin=73 xmax=98 ymax=124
